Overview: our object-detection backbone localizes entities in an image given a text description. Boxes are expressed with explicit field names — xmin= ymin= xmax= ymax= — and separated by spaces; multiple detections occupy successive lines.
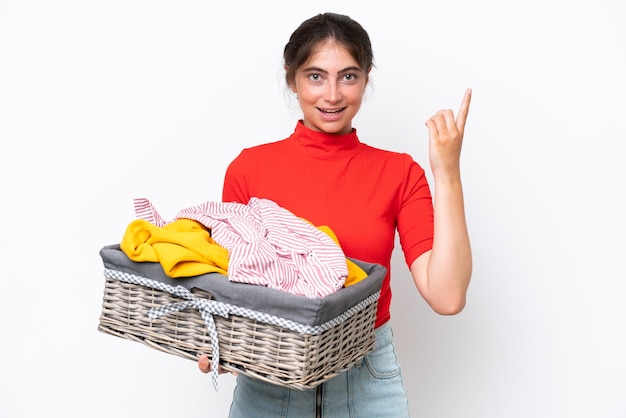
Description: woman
xmin=199 ymin=12 xmax=472 ymax=417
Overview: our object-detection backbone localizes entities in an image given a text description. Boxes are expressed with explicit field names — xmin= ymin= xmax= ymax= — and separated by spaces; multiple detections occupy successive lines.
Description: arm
xmin=410 ymin=88 xmax=473 ymax=315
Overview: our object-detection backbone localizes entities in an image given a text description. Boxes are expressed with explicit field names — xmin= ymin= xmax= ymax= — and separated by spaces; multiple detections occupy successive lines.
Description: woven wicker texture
xmin=98 ymin=277 xmax=378 ymax=390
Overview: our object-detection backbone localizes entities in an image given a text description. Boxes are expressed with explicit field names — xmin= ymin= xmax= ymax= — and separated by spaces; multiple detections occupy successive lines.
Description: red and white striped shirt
xmin=132 ymin=197 xmax=348 ymax=298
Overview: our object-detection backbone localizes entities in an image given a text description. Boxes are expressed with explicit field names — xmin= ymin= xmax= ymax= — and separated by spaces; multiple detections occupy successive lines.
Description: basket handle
xmin=148 ymin=285 xmax=232 ymax=390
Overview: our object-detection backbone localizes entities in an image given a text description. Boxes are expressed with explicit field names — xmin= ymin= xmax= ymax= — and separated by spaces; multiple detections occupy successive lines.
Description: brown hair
xmin=283 ymin=13 xmax=374 ymax=87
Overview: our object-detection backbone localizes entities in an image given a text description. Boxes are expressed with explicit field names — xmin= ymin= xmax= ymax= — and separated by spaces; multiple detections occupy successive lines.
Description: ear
xmin=284 ymin=65 xmax=297 ymax=93
xmin=365 ymin=65 xmax=372 ymax=86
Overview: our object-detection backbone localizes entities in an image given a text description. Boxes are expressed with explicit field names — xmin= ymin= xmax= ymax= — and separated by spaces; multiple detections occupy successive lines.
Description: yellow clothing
xmin=316 ymin=225 xmax=368 ymax=287
xmin=120 ymin=218 xmax=229 ymax=277
xmin=120 ymin=217 xmax=368 ymax=287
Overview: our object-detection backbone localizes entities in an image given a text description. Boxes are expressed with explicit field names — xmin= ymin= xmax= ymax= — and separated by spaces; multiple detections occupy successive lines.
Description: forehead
xmin=302 ymin=40 xmax=361 ymax=70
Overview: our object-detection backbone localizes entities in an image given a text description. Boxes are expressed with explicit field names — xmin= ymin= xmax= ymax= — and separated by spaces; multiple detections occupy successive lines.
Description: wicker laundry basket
xmin=97 ymin=245 xmax=385 ymax=391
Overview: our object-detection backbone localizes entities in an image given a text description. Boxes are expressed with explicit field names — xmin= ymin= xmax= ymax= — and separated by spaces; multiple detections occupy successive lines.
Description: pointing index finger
xmin=456 ymin=88 xmax=472 ymax=131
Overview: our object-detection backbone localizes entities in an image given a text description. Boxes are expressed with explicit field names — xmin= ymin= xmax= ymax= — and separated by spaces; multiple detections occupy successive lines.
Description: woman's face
xmin=289 ymin=40 xmax=368 ymax=135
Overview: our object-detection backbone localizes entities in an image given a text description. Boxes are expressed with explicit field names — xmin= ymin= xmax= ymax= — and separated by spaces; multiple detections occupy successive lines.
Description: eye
xmin=343 ymin=73 xmax=358 ymax=82
xmin=308 ymin=73 xmax=322 ymax=82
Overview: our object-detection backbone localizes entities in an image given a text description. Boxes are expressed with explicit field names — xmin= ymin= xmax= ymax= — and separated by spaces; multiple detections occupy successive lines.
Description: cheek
xmin=346 ymin=89 xmax=365 ymax=105
xmin=295 ymin=87 xmax=317 ymax=103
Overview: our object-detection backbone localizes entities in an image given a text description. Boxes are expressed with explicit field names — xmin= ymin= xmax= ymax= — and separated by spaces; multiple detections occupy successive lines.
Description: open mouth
xmin=318 ymin=107 xmax=346 ymax=114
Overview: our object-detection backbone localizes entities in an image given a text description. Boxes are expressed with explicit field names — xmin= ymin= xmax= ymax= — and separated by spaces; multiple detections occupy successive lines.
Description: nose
xmin=324 ymin=81 xmax=343 ymax=103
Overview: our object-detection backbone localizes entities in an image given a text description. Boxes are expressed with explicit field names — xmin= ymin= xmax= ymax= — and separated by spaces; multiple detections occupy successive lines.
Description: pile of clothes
xmin=120 ymin=197 xmax=367 ymax=298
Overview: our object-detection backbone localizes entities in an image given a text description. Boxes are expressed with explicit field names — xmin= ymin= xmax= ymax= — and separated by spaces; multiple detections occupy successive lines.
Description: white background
xmin=1 ymin=1 xmax=625 ymax=417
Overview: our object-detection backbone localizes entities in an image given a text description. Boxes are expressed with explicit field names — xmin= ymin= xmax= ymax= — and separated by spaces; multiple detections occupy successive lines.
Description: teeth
xmin=322 ymin=108 xmax=343 ymax=114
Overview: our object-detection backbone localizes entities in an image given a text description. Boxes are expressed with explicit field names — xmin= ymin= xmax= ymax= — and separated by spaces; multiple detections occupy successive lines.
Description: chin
xmin=316 ymin=121 xmax=351 ymax=135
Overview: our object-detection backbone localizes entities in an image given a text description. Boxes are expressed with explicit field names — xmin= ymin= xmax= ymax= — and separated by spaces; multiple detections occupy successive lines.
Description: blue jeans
xmin=228 ymin=322 xmax=410 ymax=417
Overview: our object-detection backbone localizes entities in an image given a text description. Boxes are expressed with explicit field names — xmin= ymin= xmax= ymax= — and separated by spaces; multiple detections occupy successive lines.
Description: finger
xmin=456 ymin=88 xmax=472 ymax=131
xmin=436 ymin=109 xmax=456 ymax=130
xmin=198 ymin=354 xmax=211 ymax=373
xmin=425 ymin=118 xmax=439 ymax=136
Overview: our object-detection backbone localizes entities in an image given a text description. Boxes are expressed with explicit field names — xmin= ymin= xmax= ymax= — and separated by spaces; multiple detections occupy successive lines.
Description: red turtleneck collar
xmin=288 ymin=120 xmax=361 ymax=158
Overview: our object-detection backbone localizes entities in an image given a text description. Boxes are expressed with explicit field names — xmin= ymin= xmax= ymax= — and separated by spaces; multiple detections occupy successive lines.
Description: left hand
xmin=425 ymin=88 xmax=472 ymax=178
xmin=197 ymin=354 xmax=237 ymax=376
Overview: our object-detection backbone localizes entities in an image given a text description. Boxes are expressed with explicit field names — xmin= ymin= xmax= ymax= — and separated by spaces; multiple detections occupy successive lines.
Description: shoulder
xmin=360 ymin=141 xmax=414 ymax=159
xmin=228 ymin=139 xmax=290 ymax=167
xmin=360 ymin=143 xmax=426 ymax=172
xmin=239 ymin=139 xmax=289 ymax=156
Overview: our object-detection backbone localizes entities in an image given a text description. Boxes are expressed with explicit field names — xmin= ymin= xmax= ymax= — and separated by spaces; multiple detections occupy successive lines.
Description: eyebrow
xmin=301 ymin=65 xmax=364 ymax=74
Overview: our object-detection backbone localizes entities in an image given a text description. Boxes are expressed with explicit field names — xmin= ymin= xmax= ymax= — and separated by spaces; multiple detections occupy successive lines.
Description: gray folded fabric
xmin=99 ymin=244 xmax=385 ymax=327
